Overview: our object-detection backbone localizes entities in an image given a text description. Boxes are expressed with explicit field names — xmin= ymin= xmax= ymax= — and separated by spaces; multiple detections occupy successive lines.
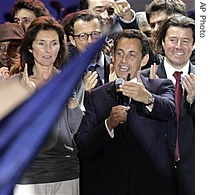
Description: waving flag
xmin=0 ymin=36 xmax=106 ymax=194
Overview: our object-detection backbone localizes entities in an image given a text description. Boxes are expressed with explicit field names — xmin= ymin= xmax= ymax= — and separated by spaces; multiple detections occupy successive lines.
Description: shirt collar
xmin=164 ymin=58 xmax=190 ymax=84
xmin=89 ymin=51 xmax=104 ymax=68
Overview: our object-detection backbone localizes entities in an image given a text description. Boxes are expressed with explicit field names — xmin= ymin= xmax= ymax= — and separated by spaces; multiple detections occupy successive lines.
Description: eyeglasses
xmin=73 ymin=31 xmax=102 ymax=41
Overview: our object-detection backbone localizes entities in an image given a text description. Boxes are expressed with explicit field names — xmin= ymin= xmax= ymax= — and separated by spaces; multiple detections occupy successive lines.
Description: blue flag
xmin=0 ymin=36 xmax=106 ymax=194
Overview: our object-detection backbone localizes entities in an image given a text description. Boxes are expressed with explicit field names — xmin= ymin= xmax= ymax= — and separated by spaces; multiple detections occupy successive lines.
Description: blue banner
xmin=0 ymin=36 xmax=106 ymax=194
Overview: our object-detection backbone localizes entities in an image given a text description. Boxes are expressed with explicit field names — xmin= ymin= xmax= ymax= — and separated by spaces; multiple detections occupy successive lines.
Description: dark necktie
xmin=173 ymin=71 xmax=183 ymax=162
xmin=88 ymin=64 xmax=103 ymax=87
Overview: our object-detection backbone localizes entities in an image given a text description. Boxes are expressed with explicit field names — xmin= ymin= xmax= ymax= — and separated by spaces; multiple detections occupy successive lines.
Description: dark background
xmin=0 ymin=0 xmax=195 ymax=24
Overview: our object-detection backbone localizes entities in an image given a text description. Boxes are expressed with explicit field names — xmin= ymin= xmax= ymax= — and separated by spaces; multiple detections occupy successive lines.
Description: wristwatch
xmin=146 ymin=94 xmax=155 ymax=106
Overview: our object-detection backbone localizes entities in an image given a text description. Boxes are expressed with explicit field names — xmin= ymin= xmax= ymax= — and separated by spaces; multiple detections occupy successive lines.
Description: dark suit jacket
xmin=141 ymin=62 xmax=195 ymax=195
xmin=103 ymin=53 xmax=111 ymax=84
xmin=68 ymin=45 xmax=111 ymax=84
xmin=75 ymin=75 xmax=176 ymax=195
xmin=67 ymin=46 xmax=111 ymax=108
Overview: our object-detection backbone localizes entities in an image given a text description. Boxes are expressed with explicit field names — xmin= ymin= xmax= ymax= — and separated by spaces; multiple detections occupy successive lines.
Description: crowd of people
xmin=0 ymin=0 xmax=195 ymax=194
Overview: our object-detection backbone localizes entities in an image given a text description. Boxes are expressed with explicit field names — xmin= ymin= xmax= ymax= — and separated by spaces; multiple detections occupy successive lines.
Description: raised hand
xmin=109 ymin=63 xmax=117 ymax=82
xmin=112 ymin=0 xmax=132 ymax=21
xmin=103 ymin=38 xmax=114 ymax=56
xmin=21 ymin=63 xmax=36 ymax=89
xmin=149 ymin=63 xmax=159 ymax=79
xmin=120 ymin=71 xmax=151 ymax=104
xmin=182 ymin=73 xmax=195 ymax=104
xmin=21 ymin=63 xmax=47 ymax=90
xmin=83 ymin=71 xmax=98 ymax=91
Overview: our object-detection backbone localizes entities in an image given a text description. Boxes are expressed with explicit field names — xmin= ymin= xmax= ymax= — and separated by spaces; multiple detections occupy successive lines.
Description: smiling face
xmin=31 ymin=30 xmax=60 ymax=68
xmin=162 ymin=26 xmax=195 ymax=69
xmin=113 ymin=37 xmax=148 ymax=81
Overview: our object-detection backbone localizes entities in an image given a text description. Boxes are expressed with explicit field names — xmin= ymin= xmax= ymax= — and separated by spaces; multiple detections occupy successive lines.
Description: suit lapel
xmin=157 ymin=62 xmax=167 ymax=78
xmin=103 ymin=54 xmax=111 ymax=83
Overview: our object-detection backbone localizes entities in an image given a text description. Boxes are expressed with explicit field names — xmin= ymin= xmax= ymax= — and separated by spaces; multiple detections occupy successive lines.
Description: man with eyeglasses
xmin=67 ymin=11 xmax=111 ymax=84
xmin=63 ymin=11 xmax=111 ymax=110
xmin=79 ymin=0 xmax=139 ymax=56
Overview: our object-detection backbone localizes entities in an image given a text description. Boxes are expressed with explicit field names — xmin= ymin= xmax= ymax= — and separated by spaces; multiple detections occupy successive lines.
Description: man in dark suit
xmin=75 ymin=29 xmax=176 ymax=195
xmin=63 ymin=11 xmax=111 ymax=110
xmin=141 ymin=15 xmax=195 ymax=195
xmin=64 ymin=11 xmax=111 ymax=85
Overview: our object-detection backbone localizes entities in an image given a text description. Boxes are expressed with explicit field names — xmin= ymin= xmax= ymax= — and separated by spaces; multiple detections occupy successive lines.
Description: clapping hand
xmin=149 ymin=63 xmax=159 ymax=79
xmin=182 ymin=73 xmax=195 ymax=105
xmin=83 ymin=71 xmax=98 ymax=91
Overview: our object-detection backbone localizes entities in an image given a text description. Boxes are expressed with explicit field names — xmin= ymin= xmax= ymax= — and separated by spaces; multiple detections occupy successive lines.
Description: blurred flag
xmin=0 ymin=36 xmax=106 ymax=194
